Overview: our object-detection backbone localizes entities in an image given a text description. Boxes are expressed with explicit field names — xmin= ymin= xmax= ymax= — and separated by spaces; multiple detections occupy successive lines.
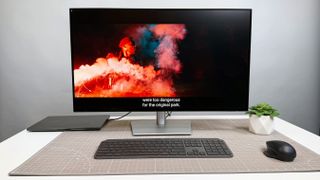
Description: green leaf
xmin=247 ymin=102 xmax=279 ymax=118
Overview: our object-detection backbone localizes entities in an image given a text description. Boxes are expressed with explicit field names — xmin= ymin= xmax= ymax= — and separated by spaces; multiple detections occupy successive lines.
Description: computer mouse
xmin=264 ymin=140 xmax=296 ymax=162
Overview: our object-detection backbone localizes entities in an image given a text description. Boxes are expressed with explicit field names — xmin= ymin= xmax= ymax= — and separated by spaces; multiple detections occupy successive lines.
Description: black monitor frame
xmin=70 ymin=9 xmax=252 ymax=112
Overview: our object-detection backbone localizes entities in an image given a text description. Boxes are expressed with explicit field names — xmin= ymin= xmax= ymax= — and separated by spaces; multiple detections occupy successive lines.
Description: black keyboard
xmin=94 ymin=138 xmax=233 ymax=159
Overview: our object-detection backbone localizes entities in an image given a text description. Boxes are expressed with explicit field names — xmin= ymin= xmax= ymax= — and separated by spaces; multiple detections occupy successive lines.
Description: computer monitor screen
xmin=70 ymin=9 xmax=251 ymax=112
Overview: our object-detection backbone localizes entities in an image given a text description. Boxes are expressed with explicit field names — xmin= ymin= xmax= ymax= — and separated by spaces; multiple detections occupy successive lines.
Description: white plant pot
xmin=249 ymin=115 xmax=274 ymax=135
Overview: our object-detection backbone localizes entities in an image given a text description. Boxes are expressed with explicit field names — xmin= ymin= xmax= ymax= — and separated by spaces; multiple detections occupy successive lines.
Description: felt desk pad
xmin=10 ymin=119 xmax=320 ymax=176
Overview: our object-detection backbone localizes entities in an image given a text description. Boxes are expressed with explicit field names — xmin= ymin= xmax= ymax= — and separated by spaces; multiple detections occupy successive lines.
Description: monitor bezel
xmin=69 ymin=8 xmax=252 ymax=112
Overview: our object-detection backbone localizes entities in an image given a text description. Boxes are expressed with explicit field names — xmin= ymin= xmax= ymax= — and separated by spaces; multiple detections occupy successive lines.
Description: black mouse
xmin=264 ymin=140 xmax=296 ymax=162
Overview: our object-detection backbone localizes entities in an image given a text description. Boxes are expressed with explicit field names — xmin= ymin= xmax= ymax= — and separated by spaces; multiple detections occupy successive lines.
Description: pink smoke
xmin=151 ymin=24 xmax=186 ymax=73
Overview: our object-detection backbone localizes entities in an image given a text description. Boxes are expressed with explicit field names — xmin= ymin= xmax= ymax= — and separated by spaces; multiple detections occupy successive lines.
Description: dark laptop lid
xmin=27 ymin=115 xmax=109 ymax=132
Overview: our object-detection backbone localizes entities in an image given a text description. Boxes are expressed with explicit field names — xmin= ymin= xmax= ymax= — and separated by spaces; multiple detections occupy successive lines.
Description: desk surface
xmin=1 ymin=115 xmax=320 ymax=180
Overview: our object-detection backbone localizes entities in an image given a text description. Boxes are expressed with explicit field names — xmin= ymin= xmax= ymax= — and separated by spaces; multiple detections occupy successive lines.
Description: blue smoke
xmin=137 ymin=24 xmax=159 ymax=60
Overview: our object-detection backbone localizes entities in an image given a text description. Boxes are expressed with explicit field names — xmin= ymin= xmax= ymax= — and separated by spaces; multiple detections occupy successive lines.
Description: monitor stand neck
xmin=156 ymin=111 xmax=166 ymax=127
xmin=130 ymin=111 xmax=191 ymax=136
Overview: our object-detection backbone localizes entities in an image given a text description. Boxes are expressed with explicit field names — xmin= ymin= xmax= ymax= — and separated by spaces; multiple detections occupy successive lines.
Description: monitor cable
xmin=165 ymin=111 xmax=172 ymax=118
xmin=108 ymin=112 xmax=132 ymax=122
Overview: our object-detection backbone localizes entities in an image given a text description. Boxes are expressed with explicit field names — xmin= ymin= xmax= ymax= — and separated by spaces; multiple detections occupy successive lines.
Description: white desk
xmin=1 ymin=115 xmax=320 ymax=180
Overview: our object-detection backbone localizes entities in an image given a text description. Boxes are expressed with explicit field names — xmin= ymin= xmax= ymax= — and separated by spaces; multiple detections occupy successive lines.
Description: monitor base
xmin=131 ymin=120 xmax=191 ymax=136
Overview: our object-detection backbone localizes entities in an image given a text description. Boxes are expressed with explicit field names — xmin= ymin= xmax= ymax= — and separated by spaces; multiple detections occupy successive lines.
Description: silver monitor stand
xmin=131 ymin=111 xmax=191 ymax=136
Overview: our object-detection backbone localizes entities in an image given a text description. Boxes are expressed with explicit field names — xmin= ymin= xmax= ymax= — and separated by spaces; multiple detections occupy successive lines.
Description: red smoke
xmin=74 ymin=24 xmax=186 ymax=97
xmin=118 ymin=37 xmax=136 ymax=61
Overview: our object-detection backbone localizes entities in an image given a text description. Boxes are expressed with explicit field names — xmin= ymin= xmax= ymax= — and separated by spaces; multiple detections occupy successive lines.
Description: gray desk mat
xmin=10 ymin=120 xmax=320 ymax=176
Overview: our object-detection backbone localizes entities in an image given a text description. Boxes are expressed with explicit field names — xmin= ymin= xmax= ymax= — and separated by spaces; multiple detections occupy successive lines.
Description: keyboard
xmin=94 ymin=138 xmax=233 ymax=159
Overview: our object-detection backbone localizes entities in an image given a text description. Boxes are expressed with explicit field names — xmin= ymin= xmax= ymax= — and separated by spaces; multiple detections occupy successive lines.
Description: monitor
xmin=69 ymin=9 xmax=251 ymax=135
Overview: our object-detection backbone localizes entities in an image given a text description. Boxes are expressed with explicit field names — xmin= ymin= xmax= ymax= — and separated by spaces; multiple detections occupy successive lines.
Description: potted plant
xmin=247 ymin=103 xmax=280 ymax=135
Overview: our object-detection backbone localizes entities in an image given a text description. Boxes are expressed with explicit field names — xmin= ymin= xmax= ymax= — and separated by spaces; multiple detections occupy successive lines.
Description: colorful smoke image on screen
xmin=74 ymin=24 xmax=186 ymax=97
xmin=70 ymin=9 xmax=251 ymax=111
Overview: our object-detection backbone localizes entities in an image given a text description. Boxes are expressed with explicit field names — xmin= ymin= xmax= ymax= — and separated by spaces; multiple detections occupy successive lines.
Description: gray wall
xmin=1 ymin=0 xmax=319 ymax=141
